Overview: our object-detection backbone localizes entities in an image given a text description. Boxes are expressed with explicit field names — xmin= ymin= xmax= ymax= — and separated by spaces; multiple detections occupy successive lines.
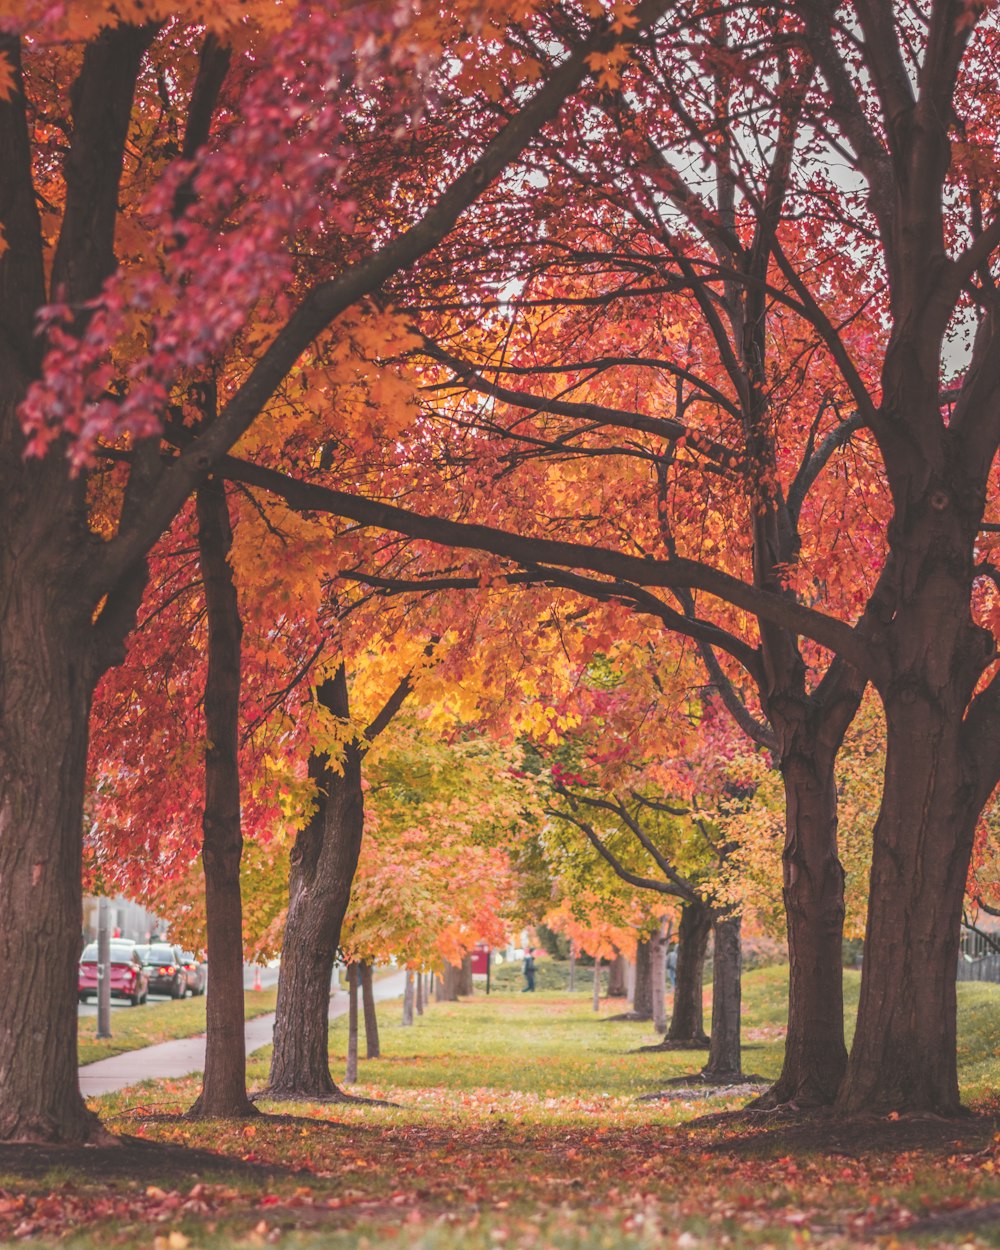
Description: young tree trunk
xmin=592 ymin=954 xmax=602 ymax=1011
xmin=607 ymin=953 xmax=627 ymax=997
xmin=568 ymin=941 xmax=577 ymax=992
xmin=188 ymin=479 xmax=257 ymax=1119
xmin=402 ymin=971 xmax=415 ymax=1026
xmin=360 ymin=962 xmax=380 ymax=1059
xmin=345 ymin=963 xmax=359 ymax=1083
xmin=415 ymin=970 xmax=424 ymax=1015
xmin=651 ymin=926 xmax=667 ymax=1034
xmin=458 ymin=954 xmax=474 ymax=996
xmin=625 ymin=958 xmax=635 ymax=1004
xmin=838 ymin=694 xmax=981 ymax=1114
xmin=666 ymin=899 xmax=711 ymax=1045
xmin=632 ymin=938 xmax=653 ymax=1019
xmin=265 ymin=666 xmax=364 ymax=1100
xmin=702 ymin=914 xmax=742 ymax=1081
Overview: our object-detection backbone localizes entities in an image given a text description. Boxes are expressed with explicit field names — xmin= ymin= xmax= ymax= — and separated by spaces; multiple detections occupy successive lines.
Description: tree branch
xmin=89 ymin=0 xmax=676 ymax=598
xmin=216 ymin=454 xmax=875 ymax=673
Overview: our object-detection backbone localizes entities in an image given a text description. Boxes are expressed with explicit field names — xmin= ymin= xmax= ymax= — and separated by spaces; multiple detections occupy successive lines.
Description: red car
xmin=78 ymin=941 xmax=149 ymax=1006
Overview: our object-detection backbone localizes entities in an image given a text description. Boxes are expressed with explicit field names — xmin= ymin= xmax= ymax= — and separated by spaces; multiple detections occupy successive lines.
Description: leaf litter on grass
xmin=7 ymin=971 xmax=1000 ymax=1248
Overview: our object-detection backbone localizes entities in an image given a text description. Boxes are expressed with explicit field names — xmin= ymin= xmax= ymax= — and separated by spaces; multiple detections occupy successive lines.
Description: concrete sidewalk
xmin=79 ymin=969 xmax=407 ymax=1098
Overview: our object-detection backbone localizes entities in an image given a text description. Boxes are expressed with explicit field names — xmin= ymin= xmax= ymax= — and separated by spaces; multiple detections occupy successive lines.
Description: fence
xmin=957 ymin=925 xmax=1000 ymax=982
xmin=957 ymin=952 xmax=1000 ymax=982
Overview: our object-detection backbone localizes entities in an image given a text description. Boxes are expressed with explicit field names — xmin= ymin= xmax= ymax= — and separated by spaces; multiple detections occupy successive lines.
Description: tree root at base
xmin=251 ymin=1085 xmax=398 ymax=1108
xmin=632 ymin=1037 xmax=710 ymax=1053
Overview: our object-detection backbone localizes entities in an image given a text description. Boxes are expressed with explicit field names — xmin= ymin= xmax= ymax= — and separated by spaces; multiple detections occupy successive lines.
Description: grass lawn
xmin=4 ymin=965 xmax=999 ymax=1249
xmin=78 ymin=987 xmax=279 ymax=1065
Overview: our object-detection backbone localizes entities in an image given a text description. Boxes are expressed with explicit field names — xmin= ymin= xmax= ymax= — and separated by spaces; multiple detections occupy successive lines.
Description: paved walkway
xmin=79 ymin=969 xmax=407 ymax=1097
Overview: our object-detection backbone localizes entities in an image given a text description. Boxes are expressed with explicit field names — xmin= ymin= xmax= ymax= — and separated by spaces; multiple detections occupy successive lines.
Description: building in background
xmin=82 ymin=895 xmax=164 ymax=943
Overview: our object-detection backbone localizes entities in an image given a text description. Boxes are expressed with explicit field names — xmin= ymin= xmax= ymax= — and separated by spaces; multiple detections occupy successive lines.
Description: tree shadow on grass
xmin=683 ymin=1106 xmax=1000 ymax=1158
xmin=0 ymin=1135 xmax=296 ymax=1182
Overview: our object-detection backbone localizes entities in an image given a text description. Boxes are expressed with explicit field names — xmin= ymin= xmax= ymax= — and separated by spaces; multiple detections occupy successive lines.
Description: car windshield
xmin=136 ymin=945 xmax=176 ymax=963
xmin=81 ymin=942 xmax=136 ymax=962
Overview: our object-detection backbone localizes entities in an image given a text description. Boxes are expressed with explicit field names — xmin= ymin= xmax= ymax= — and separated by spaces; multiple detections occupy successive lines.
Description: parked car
xmin=78 ymin=941 xmax=149 ymax=1006
xmin=180 ymin=952 xmax=206 ymax=996
xmin=135 ymin=943 xmax=190 ymax=998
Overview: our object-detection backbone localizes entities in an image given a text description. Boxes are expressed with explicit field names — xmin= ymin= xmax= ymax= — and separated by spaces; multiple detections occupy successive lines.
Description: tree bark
xmin=437 ymin=961 xmax=459 ymax=1001
xmin=0 ymin=570 xmax=107 ymax=1142
xmin=568 ymin=941 xmax=577 ymax=992
xmin=458 ymin=954 xmax=474 ymax=996
xmin=360 ymin=962 xmax=380 ymax=1059
xmin=188 ymin=478 xmax=257 ymax=1119
xmin=607 ymin=953 xmax=627 ymax=997
xmin=345 ymin=963 xmax=359 ymax=1083
xmin=632 ymin=938 xmax=653 ymax=1020
xmin=625 ymin=958 xmax=635 ymax=1004
xmin=838 ymin=692 xmax=981 ymax=1114
xmin=415 ymin=970 xmax=424 ymax=1015
xmin=666 ymin=899 xmax=711 ymax=1045
xmin=651 ymin=926 xmax=667 ymax=1034
xmin=752 ymin=739 xmax=848 ymax=1109
xmin=264 ymin=665 xmax=364 ymax=1100
xmin=702 ymin=914 xmax=742 ymax=1081
xmin=402 ymin=971 xmax=415 ymax=1026
xmin=592 ymin=954 xmax=601 ymax=1011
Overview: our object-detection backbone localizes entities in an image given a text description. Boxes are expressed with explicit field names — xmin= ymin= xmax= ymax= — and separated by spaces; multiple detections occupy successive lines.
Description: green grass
xmin=77 ymin=986 xmax=279 ymax=1065
xmin=8 ymin=966 xmax=1000 ymax=1250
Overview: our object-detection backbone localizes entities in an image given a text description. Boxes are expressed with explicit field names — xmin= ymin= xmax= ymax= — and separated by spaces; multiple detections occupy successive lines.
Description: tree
xmin=0 ymin=0 xmax=670 ymax=1141
xmin=264 ymin=657 xmax=420 ymax=1102
xmin=187 ymin=478 xmax=258 ymax=1118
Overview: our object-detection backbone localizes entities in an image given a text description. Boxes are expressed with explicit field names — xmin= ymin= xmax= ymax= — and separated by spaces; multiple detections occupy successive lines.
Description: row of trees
xmin=2 ymin=0 xmax=1000 ymax=1140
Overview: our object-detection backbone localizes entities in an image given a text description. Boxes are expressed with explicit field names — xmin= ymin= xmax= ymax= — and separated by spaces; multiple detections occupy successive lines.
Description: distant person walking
xmin=522 ymin=947 xmax=536 ymax=992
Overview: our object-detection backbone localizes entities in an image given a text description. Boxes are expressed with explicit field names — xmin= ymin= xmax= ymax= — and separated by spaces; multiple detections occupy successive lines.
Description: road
xmin=77 ymin=962 xmax=281 ymax=1017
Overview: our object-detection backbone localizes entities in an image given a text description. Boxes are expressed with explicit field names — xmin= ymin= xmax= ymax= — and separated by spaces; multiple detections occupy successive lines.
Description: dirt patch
xmin=688 ymin=1107 xmax=1000 ymax=1158
xmin=0 ymin=1135 xmax=295 ymax=1182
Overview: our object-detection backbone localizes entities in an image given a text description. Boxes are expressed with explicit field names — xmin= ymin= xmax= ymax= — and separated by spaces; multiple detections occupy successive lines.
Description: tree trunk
xmin=360 ymin=962 xmax=380 ymax=1059
xmin=265 ymin=665 xmax=365 ymax=1100
xmin=188 ymin=480 xmax=257 ymax=1119
xmin=632 ymin=938 xmax=653 ymax=1020
xmin=702 ymin=914 xmax=742 ymax=1081
xmin=0 ymin=19 xmax=153 ymax=1145
xmin=0 ymin=575 xmax=107 ymax=1142
xmin=345 ymin=963 xmax=359 ymax=1083
xmin=592 ymin=954 xmax=601 ymax=1011
xmin=753 ymin=744 xmax=849 ymax=1109
xmin=402 ymin=971 xmax=415 ymax=1026
xmin=568 ymin=941 xmax=577 ymax=992
xmin=458 ymin=954 xmax=474 ymax=996
xmin=651 ymin=926 xmax=667 ymax=1034
xmin=838 ymin=693 xmax=980 ymax=1114
xmin=415 ymin=970 xmax=424 ymax=1015
xmin=666 ymin=899 xmax=711 ymax=1045
xmin=437 ymin=961 xmax=459 ymax=1002
xmin=607 ymin=953 xmax=627 ymax=997
xmin=625 ymin=958 xmax=635 ymax=1004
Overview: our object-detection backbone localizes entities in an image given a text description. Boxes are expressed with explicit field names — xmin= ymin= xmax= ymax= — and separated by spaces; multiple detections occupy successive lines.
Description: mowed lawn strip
xmin=6 ymin=966 xmax=997 ymax=1250
xmin=77 ymin=986 xmax=279 ymax=1065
